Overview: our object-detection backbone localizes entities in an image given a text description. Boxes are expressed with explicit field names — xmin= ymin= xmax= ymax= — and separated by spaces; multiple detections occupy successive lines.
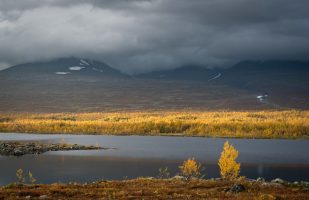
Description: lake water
xmin=0 ymin=133 xmax=309 ymax=185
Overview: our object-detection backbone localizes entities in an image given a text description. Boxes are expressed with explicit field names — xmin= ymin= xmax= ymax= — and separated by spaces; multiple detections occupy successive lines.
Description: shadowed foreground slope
xmin=1 ymin=179 xmax=309 ymax=200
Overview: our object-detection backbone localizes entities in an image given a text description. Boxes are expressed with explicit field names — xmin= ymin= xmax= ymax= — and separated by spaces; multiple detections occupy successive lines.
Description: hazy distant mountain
xmin=134 ymin=60 xmax=309 ymax=110
xmin=137 ymin=60 xmax=309 ymax=85
xmin=136 ymin=65 xmax=221 ymax=82
xmin=0 ymin=57 xmax=129 ymax=80
xmin=221 ymin=60 xmax=309 ymax=88
xmin=3 ymin=58 xmax=307 ymax=83
xmin=0 ymin=58 xmax=308 ymax=112
xmin=137 ymin=60 xmax=309 ymax=90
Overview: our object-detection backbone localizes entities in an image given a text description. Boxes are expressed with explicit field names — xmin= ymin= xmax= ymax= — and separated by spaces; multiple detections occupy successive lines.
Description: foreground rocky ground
xmin=0 ymin=141 xmax=104 ymax=156
xmin=0 ymin=178 xmax=308 ymax=200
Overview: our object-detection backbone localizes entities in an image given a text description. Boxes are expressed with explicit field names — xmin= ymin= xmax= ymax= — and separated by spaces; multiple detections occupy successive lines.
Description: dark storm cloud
xmin=0 ymin=0 xmax=309 ymax=73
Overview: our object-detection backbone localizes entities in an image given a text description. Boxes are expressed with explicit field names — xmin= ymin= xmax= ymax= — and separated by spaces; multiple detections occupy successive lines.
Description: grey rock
xmin=229 ymin=184 xmax=245 ymax=193
xmin=13 ymin=149 xmax=24 ymax=156
xmin=256 ymin=177 xmax=265 ymax=182
xmin=271 ymin=178 xmax=285 ymax=184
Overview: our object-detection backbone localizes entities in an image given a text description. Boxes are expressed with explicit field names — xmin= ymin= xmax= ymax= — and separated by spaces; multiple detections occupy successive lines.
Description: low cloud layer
xmin=0 ymin=0 xmax=309 ymax=73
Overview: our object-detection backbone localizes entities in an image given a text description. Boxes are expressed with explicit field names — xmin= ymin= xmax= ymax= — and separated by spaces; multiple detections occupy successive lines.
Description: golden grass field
xmin=0 ymin=110 xmax=308 ymax=139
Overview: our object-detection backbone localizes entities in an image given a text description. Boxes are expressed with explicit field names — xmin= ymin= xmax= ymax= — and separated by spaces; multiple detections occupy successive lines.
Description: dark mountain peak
xmin=0 ymin=57 xmax=129 ymax=80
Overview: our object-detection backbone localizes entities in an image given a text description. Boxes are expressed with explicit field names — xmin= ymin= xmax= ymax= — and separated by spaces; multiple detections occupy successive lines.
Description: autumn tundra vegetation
xmin=0 ymin=110 xmax=308 ymax=138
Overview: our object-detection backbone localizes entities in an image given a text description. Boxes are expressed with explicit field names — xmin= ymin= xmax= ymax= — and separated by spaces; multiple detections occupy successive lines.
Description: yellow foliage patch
xmin=179 ymin=157 xmax=202 ymax=178
xmin=218 ymin=141 xmax=240 ymax=180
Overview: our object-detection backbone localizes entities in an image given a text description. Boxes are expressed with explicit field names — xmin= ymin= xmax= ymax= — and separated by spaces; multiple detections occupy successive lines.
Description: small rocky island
xmin=0 ymin=141 xmax=105 ymax=156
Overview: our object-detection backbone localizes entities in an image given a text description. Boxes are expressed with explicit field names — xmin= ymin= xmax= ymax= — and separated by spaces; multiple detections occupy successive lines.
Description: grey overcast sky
xmin=0 ymin=0 xmax=309 ymax=73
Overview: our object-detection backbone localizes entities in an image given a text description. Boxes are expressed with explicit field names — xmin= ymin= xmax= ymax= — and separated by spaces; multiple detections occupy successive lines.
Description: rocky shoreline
xmin=0 ymin=141 xmax=105 ymax=156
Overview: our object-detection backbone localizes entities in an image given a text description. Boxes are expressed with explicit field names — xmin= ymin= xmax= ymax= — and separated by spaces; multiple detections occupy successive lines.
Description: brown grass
xmin=0 ymin=179 xmax=308 ymax=200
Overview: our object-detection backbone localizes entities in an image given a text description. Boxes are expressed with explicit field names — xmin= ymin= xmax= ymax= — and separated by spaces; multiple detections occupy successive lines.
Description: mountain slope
xmin=220 ymin=60 xmax=309 ymax=88
xmin=136 ymin=60 xmax=309 ymax=86
xmin=0 ymin=57 xmax=129 ymax=80
xmin=134 ymin=60 xmax=309 ymax=110
xmin=136 ymin=65 xmax=221 ymax=82
xmin=0 ymin=59 xmax=308 ymax=112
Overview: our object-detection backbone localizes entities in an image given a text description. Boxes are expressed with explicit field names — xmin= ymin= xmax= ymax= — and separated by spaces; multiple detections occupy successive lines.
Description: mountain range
xmin=0 ymin=57 xmax=308 ymax=112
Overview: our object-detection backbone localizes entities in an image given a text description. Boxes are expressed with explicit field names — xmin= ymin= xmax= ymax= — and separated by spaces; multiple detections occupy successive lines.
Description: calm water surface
xmin=0 ymin=133 xmax=309 ymax=185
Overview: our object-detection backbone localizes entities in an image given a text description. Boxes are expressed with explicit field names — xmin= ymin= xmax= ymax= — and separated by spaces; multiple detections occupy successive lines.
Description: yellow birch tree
xmin=218 ymin=141 xmax=240 ymax=180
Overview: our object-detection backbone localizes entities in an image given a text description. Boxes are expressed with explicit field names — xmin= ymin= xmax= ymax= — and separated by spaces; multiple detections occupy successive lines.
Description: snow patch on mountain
xmin=80 ymin=59 xmax=90 ymax=66
xmin=208 ymin=73 xmax=222 ymax=81
xmin=256 ymin=93 xmax=269 ymax=101
xmin=55 ymin=72 xmax=71 ymax=75
xmin=69 ymin=66 xmax=85 ymax=71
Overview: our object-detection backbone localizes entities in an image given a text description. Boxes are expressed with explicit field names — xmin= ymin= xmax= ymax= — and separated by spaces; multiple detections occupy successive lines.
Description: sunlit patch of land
xmin=0 ymin=110 xmax=308 ymax=139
